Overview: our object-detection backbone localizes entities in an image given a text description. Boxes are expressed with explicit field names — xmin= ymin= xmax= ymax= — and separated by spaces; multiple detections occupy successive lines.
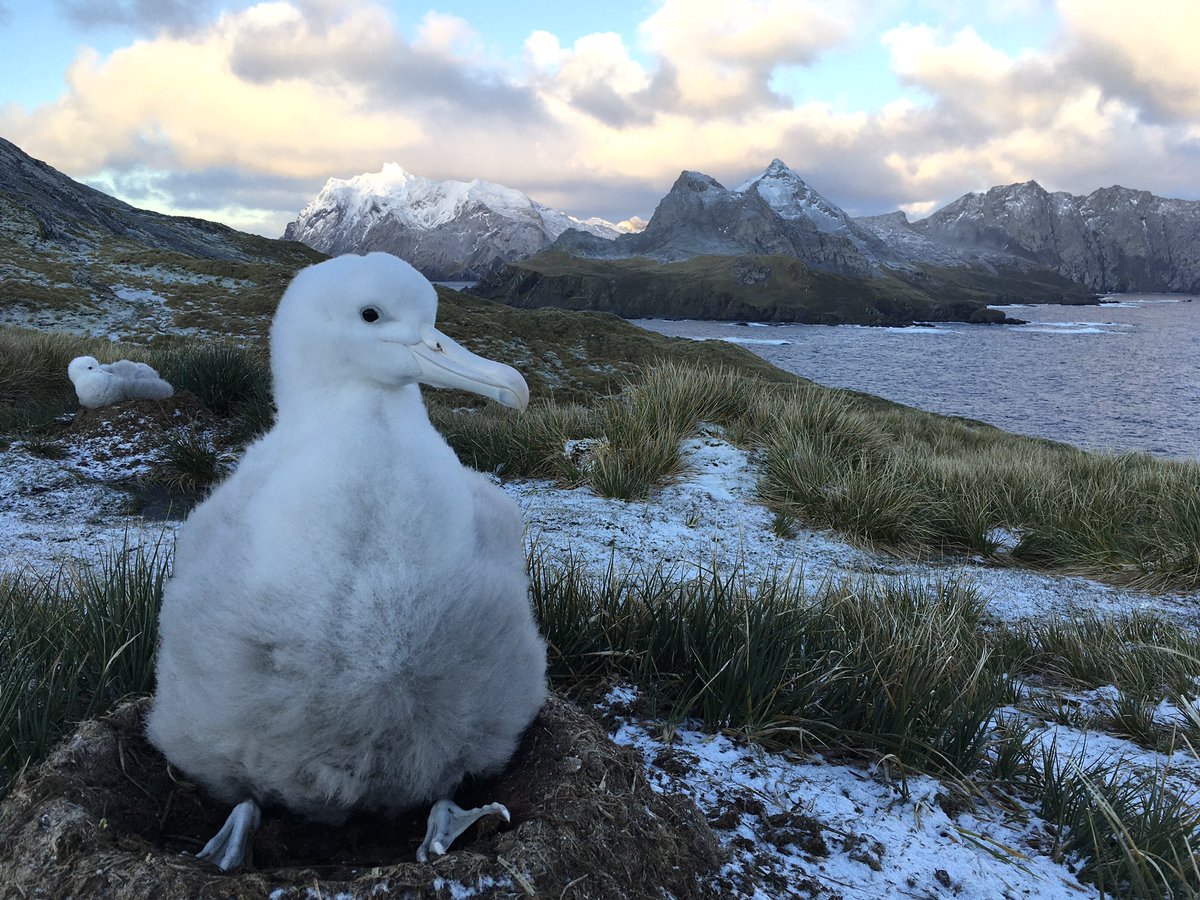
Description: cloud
xmin=524 ymin=30 xmax=652 ymax=127
xmin=1058 ymin=0 xmax=1200 ymax=123
xmin=226 ymin=5 xmax=544 ymax=121
xmin=84 ymin=165 xmax=324 ymax=236
xmin=0 ymin=3 xmax=11 ymax=28
xmin=864 ymin=13 xmax=1200 ymax=208
xmin=3 ymin=0 xmax=1199 ymax=239
xmin=56 ymin=0 xmax=220 ymax=35
xmin=638 ymin=0 xmax=853 ymax=112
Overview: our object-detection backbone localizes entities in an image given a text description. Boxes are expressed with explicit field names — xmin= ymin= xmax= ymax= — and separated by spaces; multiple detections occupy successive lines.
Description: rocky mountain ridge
xmin=909 ymin=180 xmax=1200 ymax=293
xmin=554 ymin=160 xmax=883 ymax=278
xmin=0 ymin=136 xmax=304 ymax=265
xmin=283 ymin=164 xmax=627 ymax=281
xmin=282 ymin=154 xmax=1198 ymax=297
xmin=475 ymin=160 xmax=1099 ymax=324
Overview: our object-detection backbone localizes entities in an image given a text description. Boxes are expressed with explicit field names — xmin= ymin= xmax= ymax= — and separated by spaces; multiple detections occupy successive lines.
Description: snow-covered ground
xmin=6 ymin=423 xmax=1193 ymax=623
xmin=3 ymin=412 xmax=1199 ymax=898
xmin=601 ymin=678 xmax=1200 ymax=899
xmin=510 ymin=426 xmax=1199 ymax=625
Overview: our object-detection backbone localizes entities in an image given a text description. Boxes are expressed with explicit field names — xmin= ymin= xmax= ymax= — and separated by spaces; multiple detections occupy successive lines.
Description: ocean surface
xmin=636 ymin=295 xmax=1200 ymax=459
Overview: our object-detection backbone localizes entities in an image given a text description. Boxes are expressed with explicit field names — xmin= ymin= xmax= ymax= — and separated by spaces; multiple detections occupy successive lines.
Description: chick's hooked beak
xmin=406 ymin=324 xmax=529 ymax=410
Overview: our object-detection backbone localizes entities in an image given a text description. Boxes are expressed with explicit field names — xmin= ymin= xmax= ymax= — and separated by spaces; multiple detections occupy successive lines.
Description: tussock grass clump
xmin=584 ymin=362 xmax=763 ymax=500
xmin=153 ymin=431 xmax=231 ymax=493
xmin=160 ymin=344 xmax=270 ymax=418
xmin=531 ymin=556 xmax=1005 ymax=775
xmin=1030 ymin=741 xmax=1200 ymax=897
xmin=0 ymin=544 xmax=169 ymax=793
xmin=799 ymin=578 xmax=1004 ymax=772
xmin=430 ymin=402 xmax=600 ymax=478
xmin=1002 ymin=613 xmax=1200 ymax=702
xmin=0 ymin=328 xmax=104 ymax=432
xmin=977 ymin=717 xmax=1199 ymax=900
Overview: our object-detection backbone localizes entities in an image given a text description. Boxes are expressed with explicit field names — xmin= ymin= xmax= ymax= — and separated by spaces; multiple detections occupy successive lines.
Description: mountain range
xmin=283 ymin=164 xmax=635 ymax=281
xmin=470 ymin=162 xmax=1198 ymax=323
xmin=282 ymin=156 xmax=1199 ymax=324
xmin=537 ymin=160 xmax=1200 ymax=294
xmin=903 ymin=181 xmax=1200 ymax=293
xmin=3 ymin=130 xmax=1197 ymax=334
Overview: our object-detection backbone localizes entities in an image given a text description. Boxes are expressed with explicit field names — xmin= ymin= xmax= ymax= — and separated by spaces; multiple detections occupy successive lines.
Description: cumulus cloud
xmin=524 ymin=30 xmax=652 ymax=127
xmin=56 ymin=0 xmax=219 ymax=35
xmin=1059 ymin=0 xmax=1200 ymax=123
xmin=226 ymin=5 xmax=541 ymax=120
xmin=638 ymin=0 xmax=853 ymax=112
xmin=3 ymin=0 xmax=1199 ymax=236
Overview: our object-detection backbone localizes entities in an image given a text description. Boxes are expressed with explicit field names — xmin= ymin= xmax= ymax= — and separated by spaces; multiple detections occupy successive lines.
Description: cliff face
xmin=914 ymin=181 xmax=1200 ymax=293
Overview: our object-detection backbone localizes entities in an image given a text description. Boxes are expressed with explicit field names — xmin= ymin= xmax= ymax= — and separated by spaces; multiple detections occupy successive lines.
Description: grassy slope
xmin=434 ymin=287 xmax=801 ymax=405
xmin=3 ymin=235 xmax=1200 ymax=896
xmin=472 ymin=251 xmax=1096 ymax=325
xmin=0 ymin=200 xmax=324 ymax=341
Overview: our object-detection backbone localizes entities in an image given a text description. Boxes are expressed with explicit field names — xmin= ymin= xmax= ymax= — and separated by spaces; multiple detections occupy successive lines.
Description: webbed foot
xmin=417 ymin=798 xmax=510 ymax=862
xmin=197 ymin=798 xmax=261 ymax=871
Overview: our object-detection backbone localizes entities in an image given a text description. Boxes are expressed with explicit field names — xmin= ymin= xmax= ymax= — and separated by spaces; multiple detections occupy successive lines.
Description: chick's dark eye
xmin=360 ymin=307 xmax=380 ymax=323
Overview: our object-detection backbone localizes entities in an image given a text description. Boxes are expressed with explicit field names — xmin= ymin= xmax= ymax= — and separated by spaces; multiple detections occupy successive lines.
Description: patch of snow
xmin=0 ymin=444 xmax=173 ymax=574
xmin=600 ymin=685 xmax=1103 ymax=898
xmin=505 ymin=429 xmax=1199 ymax=625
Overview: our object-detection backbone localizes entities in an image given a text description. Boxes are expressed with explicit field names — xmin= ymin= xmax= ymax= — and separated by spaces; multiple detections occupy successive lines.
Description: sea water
xmin=637 ymin=295 xmax=1200 ymax=459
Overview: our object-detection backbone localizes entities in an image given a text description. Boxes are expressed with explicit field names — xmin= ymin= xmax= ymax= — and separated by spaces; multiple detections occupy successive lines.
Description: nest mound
xmin=55 ymin=392 xmax=224 ymax=448
xmin=0 ymin=692 xmax=722 ymax=898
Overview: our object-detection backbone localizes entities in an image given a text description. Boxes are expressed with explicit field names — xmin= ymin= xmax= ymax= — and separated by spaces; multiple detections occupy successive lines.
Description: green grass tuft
xmin=531 ymin=554 xmax=1005 ymax=775
xmin=153 ymin=430 xmax=231 ymax=493
xmin=160 ymin=344 xmax=271 ymax=418
xmin=0 ymin=543 xmax=169 ymax=793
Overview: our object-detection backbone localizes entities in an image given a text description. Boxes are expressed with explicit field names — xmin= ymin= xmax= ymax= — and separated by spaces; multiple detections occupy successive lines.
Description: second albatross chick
xmin=147 ymin=252 xmax=547 ymax=870
xmin=67 ymin=355 xmax=174 ymax=409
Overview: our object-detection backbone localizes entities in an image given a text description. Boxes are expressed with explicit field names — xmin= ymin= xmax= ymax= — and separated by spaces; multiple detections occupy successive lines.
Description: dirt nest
xmin=0 ymin=691 xmax=723 ymax=899
xmin=53 ymin=392 xmax=226 ymax=450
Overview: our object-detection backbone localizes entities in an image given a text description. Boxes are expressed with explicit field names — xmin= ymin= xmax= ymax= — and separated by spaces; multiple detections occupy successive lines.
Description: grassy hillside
xmin=0 ymin=235 xmax=324 ymax=341
xmin=472 ymin=251 xmax=1096 ymax=325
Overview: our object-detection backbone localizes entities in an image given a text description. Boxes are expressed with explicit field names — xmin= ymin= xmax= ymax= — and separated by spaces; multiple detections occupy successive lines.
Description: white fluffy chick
xmin=67 ymin=355 xmax=174 ymax=409
xmin=147 ymin=252 xmax=547 ymax=872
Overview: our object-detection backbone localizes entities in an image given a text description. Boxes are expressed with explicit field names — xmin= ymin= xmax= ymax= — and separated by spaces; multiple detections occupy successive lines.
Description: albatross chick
xmin=147 ymin=252 xmax=547 ymax=871
xmin=67 ymin=355 xmax=174 ymax=409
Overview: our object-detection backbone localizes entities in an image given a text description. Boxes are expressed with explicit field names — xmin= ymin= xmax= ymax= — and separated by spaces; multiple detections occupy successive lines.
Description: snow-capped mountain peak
xmin=302 ymin=164 xmax=540 ymax=232
xmin=283 ymin=165 xmax=623 ymax=280
xmin=737 ymin=159 xmax=852 ymax=235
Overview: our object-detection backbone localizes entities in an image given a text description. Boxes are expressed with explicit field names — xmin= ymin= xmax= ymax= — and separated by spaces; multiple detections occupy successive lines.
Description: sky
xmin=0 ymin=0 xmax=1198 ymax=238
